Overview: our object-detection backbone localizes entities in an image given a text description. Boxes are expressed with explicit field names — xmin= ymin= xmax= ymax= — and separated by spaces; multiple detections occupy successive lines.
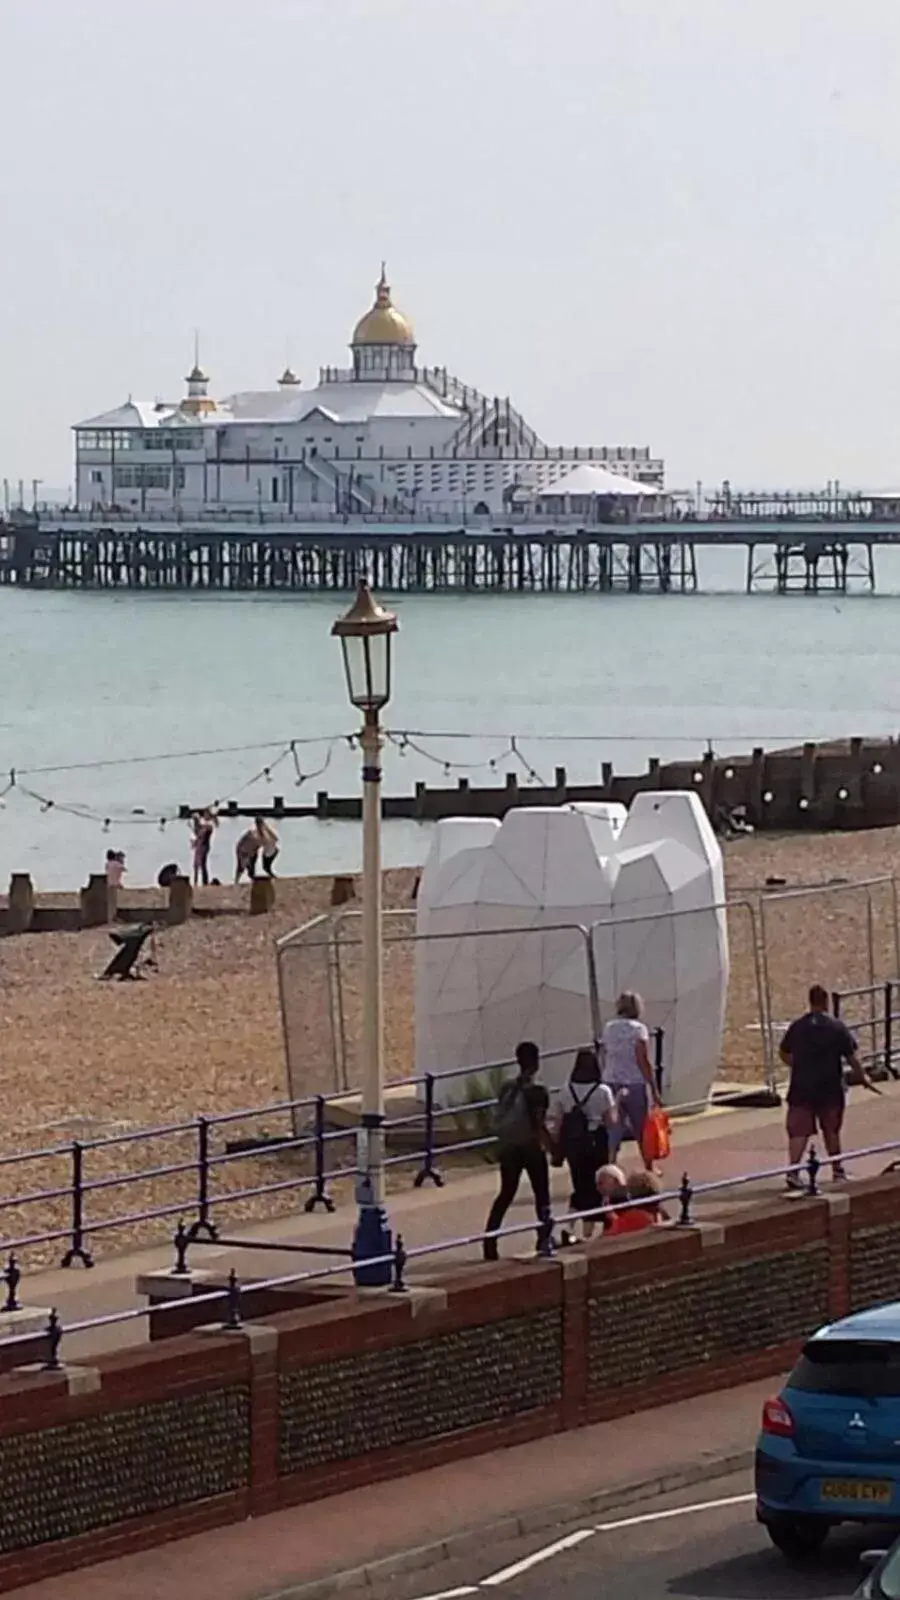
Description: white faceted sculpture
xmin=414 ymin=793 xmax=728 ymax=1110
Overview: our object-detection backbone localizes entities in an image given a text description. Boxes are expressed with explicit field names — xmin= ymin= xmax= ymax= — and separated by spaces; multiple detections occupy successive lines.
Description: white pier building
xmin=74 ymin=268 xmax=664 ymax=519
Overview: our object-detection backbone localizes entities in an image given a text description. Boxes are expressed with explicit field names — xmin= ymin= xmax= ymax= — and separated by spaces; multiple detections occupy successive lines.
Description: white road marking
xmin=408 ymin=1489 xmax=755 ymax=1599
xmin=481 ymin=1530 xmax=595 ymax=1585
xmin=414 ymin=1589 xmax=479 ymax=1600
xmin=594 ymin=1491 xmax=755 ymax=1533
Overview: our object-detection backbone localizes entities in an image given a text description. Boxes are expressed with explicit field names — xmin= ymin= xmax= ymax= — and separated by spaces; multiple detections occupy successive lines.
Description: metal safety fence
xmin=0 ymin=1038 xmax=663 ymax=1272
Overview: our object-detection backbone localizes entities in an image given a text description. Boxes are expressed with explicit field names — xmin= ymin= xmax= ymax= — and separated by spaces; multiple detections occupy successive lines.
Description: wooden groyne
xmin=183 ymin=737 xmax=900 ymax=834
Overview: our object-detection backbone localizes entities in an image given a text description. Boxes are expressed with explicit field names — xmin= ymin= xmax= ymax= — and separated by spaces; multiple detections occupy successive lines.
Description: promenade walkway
xmin=9 ymin=1081 xmax=900 ymax=1362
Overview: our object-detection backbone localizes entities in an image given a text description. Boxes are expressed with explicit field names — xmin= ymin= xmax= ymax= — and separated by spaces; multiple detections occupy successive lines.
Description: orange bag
xmin=641 ymin=1104 xmax=672 ymax=1165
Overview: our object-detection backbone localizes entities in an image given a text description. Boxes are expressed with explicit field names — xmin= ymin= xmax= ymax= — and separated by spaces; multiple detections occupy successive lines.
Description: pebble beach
xmin=0 ymin=826 xmax=897 ymax=1264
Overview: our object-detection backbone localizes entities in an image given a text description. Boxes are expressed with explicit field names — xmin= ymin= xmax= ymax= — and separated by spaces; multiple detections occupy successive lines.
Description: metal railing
xmin=0 ymin=1132 xmax=897 ymax=1371
xmin=0 ymin=1037 xmax=661 ymax=1271
xmin=832 ymin=981 xmax=900 ymax=1079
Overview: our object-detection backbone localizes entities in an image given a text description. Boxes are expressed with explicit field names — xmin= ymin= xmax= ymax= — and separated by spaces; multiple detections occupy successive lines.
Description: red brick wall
xmin=2 ymin=1179 xmax=900 ymax=1592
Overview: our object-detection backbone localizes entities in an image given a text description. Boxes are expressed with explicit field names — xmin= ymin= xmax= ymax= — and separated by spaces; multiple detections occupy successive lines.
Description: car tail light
xmin=762 ymin=1396 xmax=795 ymax=1438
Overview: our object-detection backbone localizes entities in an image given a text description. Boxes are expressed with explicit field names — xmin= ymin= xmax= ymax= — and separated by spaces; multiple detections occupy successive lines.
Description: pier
xmin=1 ymin=497 xmax=899 ymax=594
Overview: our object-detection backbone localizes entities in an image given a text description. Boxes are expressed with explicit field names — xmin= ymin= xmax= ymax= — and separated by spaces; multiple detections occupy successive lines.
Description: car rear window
xmin=789 ymin=1340 xmax=900 ymax=1397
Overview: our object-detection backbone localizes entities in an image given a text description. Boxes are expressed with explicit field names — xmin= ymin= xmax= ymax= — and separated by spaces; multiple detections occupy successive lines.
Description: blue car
xmin=756 ymin=1303 xmax=900 ymax=1560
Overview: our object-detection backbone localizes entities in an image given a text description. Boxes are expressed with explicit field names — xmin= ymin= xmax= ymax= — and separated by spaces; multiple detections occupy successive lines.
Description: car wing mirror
xmin=861 ymin=1550 xmax=887 ymax=1569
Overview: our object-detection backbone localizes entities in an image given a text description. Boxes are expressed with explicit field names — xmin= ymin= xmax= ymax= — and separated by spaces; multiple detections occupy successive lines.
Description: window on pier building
xmin=113 ymin=465 xmax=185 ymax=490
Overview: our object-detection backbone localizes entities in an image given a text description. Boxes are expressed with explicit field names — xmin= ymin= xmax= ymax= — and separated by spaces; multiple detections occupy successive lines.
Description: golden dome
xmin=352 ymin=264 xmax=415 ymax=346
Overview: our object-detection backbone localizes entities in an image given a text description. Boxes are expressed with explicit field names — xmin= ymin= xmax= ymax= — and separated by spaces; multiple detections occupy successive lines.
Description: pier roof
xmin=219 ymin=378 xmax=463 ymax=425
xmin=75 ymin=399 xmax=179 ymax=430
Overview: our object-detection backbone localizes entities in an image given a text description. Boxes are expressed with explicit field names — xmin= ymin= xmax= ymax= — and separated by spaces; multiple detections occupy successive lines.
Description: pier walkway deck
xmin=1 ymin=509 xmax=898 ymax=593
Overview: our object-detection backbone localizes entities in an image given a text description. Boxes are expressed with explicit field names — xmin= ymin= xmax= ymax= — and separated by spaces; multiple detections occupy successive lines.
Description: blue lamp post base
xmin=352 ymin=1204 xmax=393 ymax=1288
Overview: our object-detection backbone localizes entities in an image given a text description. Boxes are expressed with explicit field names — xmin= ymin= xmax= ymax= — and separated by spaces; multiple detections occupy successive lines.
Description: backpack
xmin=560 ymin=1083 xmax=599 ymax=1164
xmin=495 ymin=1079 xmax=537 ymax=1152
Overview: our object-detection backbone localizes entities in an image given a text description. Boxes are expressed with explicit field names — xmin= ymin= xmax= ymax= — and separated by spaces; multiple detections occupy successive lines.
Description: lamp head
xmin=331 ymin=582 xmax=398 ymax=714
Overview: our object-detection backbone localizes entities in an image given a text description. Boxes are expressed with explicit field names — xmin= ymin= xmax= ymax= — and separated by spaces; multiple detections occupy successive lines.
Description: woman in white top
xmin=548 ymin=1047 xmax=618 ymax=1241
xmin=600 ymin=991 xmax=660 ymax=1172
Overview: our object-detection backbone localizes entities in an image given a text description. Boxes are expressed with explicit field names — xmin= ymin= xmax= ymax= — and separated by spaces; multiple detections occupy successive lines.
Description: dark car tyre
xmin=765 ymin=1517 xmax=830 ymax=1561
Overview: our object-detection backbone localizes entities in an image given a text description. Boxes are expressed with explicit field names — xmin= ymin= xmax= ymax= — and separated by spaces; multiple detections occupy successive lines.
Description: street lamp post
xmin=332 ymin=581 xmax=399 ymax=1287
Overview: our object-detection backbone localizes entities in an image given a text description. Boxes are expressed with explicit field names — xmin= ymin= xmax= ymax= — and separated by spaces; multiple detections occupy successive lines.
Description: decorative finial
xmin=375 ymin=263 xmax=391 ymax=307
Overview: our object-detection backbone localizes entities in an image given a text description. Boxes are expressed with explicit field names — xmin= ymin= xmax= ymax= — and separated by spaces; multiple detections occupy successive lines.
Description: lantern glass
xmin=332 ymin=582 xmax=398 ymax=714
xmin=340 ymin=629 xmax=392 ymax=713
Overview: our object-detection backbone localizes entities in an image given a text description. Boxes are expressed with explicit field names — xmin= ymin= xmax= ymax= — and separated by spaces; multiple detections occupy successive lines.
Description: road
xmin=360 ymin=1473 xmax=884 ymax=1600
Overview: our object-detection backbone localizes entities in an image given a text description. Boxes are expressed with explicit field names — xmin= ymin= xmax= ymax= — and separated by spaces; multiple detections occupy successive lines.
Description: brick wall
xmin=2 ymin=1180 xmax=900 ymax=1592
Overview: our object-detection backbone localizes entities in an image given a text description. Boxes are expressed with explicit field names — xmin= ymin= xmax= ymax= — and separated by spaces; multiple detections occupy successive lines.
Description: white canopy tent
xmin=539 ymin=464 xmax=651 ymax=499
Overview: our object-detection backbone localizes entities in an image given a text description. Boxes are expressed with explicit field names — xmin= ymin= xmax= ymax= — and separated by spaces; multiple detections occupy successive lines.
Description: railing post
xmin=413 ymin=1074 xmax=444 ymax=1188
xmin=42 ymin=1308 xmax=63 ymax=1372
xmin=676 ymin=1172 xmax=694 ymax=1227
xmin=2 ymin=1252 xmax=21 ymax=1314
xmin=224 ymin=1267 xmax=243 ymax=1330
xmin=172 ymin=1218 xmax=190 ymax=1275
xmin=885 ymin=981 xmax=897 ymax=1079
xmin=390 ymin=1233 xmax=408 ymax=1293
xmin=831 ymin=990 xmax=841 ymax=1019
xmin=303 ymin=1096 xmax=336 ymax=1213
xmin=60 ymin=1140 xmax=94 ymax=1268
xmin=186 ymin=1115 xmax=219 ymax=1243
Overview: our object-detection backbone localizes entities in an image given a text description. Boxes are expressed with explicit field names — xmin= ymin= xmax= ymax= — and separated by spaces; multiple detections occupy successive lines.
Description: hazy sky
xmin=2 ymin=0 xmax=900 ymax=492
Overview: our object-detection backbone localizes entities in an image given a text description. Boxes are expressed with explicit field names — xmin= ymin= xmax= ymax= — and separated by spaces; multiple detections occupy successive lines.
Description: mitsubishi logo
xmin=848 ymin=1413 xmax=867 ymax=1430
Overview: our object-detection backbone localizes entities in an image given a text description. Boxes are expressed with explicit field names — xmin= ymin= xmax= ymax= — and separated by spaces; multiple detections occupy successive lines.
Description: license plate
xmin=820 ymin=1479 xmax=893 ymax=1505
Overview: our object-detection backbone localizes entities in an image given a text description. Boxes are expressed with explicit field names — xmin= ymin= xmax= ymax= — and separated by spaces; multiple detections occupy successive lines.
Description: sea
xmin=5 ymin=542 xmax=900 ymax=892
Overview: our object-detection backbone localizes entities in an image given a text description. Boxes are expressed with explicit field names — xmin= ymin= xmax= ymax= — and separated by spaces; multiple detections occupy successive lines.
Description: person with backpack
xmin=483 ymin=1041 xmax=552 ymax=1262
xmin=550 ymin=1048 xmax=618 ymax=1243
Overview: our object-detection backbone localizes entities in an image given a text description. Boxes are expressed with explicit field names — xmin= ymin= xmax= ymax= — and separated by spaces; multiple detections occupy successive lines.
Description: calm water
xmin=4 ymin=544 xmax=900 ymax=890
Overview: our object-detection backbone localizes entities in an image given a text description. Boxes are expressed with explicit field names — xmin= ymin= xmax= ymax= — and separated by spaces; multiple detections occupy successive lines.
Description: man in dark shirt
xmin=483 ymin=1040 xmax=552 ymax=1261
xmin=779 ymin=983 xmax=873 ymax=1187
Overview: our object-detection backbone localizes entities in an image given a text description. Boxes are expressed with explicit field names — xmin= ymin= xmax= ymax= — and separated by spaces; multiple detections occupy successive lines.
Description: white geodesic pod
xmin=598 ymin=796 xmax=728 ymax=1107
xmin=624 ymin=791 xmax=726 ymax=904
xmin=414 ymin=795 xmax=728 ymax=1110
xmin=567 ymin=801 xmax=628 ymax=844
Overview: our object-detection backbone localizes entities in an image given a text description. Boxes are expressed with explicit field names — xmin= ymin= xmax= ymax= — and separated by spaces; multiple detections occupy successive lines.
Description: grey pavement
xmin=361 ymin=1472 xmax=876 ymax=1600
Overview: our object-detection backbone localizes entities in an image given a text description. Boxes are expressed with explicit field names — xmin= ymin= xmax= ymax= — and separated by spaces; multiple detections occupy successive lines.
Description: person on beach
xmin=599 ymin=992 xmax=660 ymax=1171
xmin=549 ymin=1047 xmax=618 ymax=1243
xmin=779 ymin=983 xmax=877 ymax=1188
xmin=190 ymin=810 xmax=216 ymax=887
xmin=234 ymin=824 xmax=261 ymax=883
xmin=105 ymin=849 xmax=125 ymax=890
xmin=483 ymin=1041 xmax=552 ymax=1261
xmin=256 ymin=816 xmax=279 ymax=878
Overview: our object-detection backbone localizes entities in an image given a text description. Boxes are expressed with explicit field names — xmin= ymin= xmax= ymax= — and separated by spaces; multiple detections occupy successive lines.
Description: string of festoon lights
xmin=0 ymin=726 xmax=887 ymax=832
